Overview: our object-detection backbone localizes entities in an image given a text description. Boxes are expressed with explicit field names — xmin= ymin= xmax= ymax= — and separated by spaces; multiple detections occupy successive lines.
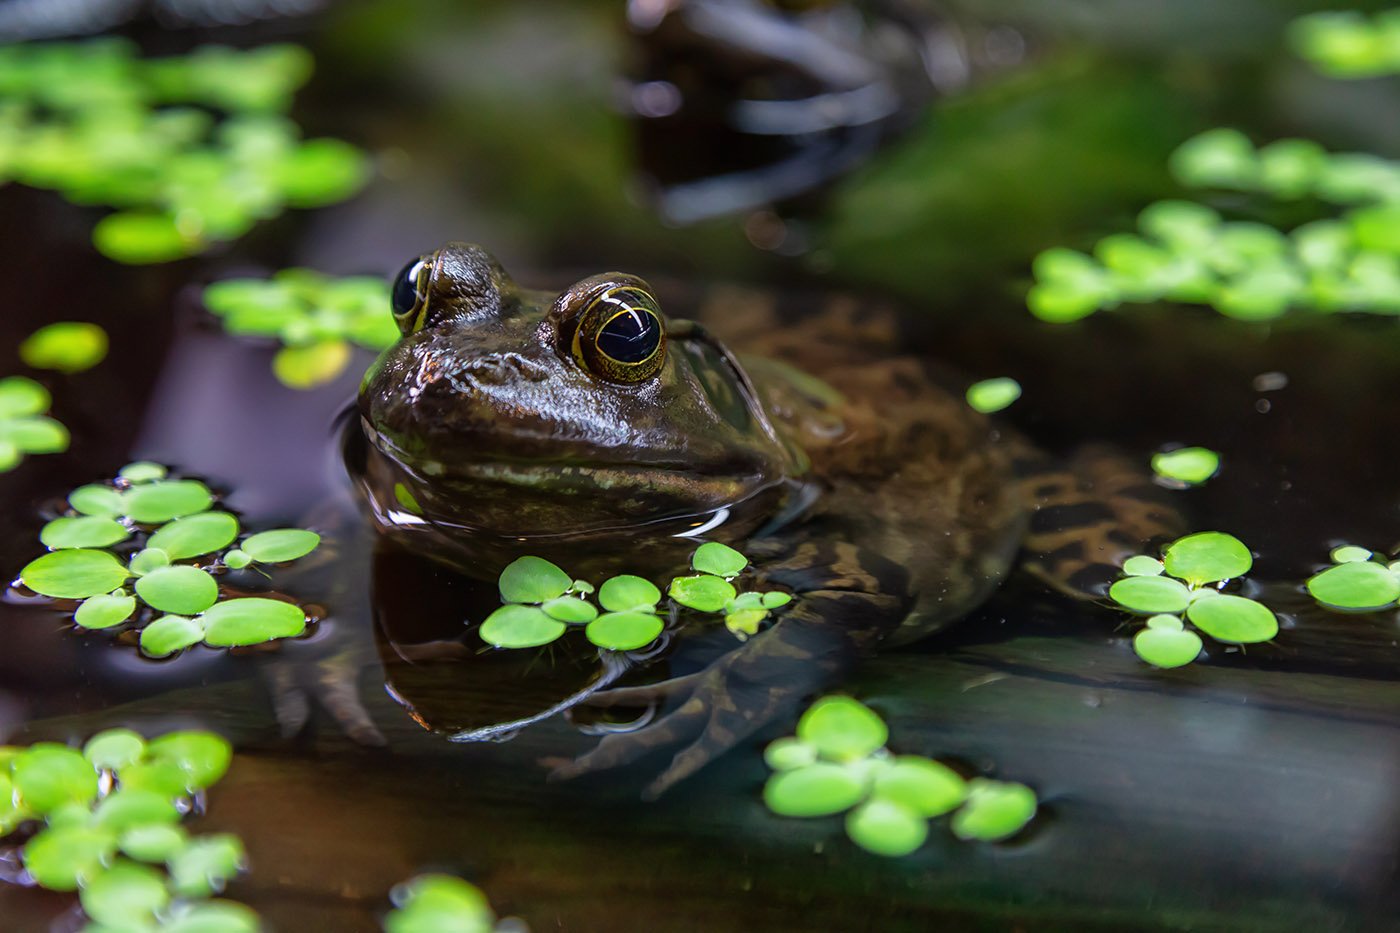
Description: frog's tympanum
xmin=348 ymin=243 xmax=1181 ymax=796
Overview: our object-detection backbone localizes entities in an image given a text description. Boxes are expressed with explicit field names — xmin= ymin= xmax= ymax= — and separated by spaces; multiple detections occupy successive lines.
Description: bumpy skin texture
xmin=350 ymin=243 xmax=1177 ymax=795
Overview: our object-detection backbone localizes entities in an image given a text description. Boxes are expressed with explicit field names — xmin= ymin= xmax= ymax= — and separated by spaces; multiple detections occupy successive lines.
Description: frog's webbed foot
xmin=262 ymin=645 xmax=386 ymax=747
xmin=550 ymin=565 xmax=908 ymax=798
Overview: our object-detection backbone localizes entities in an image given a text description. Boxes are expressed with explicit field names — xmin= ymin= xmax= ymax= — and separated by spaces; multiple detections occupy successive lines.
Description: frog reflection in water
xmin=346 ymin=243 xmax=1181 ymax=796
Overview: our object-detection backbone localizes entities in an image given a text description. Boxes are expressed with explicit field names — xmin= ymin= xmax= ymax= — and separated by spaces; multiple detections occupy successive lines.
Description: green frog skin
xmin=348 ymin=242 xmax=1181 ymax=796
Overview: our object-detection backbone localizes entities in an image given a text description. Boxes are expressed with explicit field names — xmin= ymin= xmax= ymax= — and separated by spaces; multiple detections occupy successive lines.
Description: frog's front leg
xmin=550 ymin=542 xmax=910 ymax=798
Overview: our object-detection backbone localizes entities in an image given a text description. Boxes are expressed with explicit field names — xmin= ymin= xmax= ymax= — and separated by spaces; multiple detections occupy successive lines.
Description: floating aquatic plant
xmin=14 ymin=462 xmax=321 ymax=657
xmin=1151 ymin=446 xmax=1220 ymax=486
xmin=203 ymin=269 xmax=400 ymax=388
xmin=0 ymin=728 xmax=260 ymax=931
xmin=20 ymin=322 xmax=109 ymax=374
xmin=762 ymin=696 xmax=1036 ymax=856
xmin=1112 ymin=531 xmax=1277 ymax=669
xmin=1306 ymin=545 xmax=1400 ymax=611
xmin=1289 ymin=9 xmax=1400 ymax=79
xmin=0 ymin=39 xmax=369 ymax=264
xmin=964 ymin=377 xmax=1021 ymax=414
xmin=0 ymin=375 xmax=70 ymax=472
xmin=479 ymin=544 xmax=793 ymax=651
xmin=385 ymin=873 xmax=516 ymax=933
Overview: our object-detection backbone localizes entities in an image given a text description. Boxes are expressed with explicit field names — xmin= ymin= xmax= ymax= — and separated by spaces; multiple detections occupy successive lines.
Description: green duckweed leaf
xmin=1133 ymin=624 xmax=1204 ymax=668
xmin=118 ymin=462 xmax=167 ymax=484
xmin=0 ymin=773 xmax=25 ymax=835
xmin=139 ymin=615 xmax=205 ymax=658
xmin=763 ymin=762 xmax=867 ymax=817
xmin=223 ymin=549 xmax=252 ymax=570
xmin=950 ymin=779 xmax=1038 ymax=842
xmin=22 ymin=548 xmax=130 ymax=598
xmin=40 ymin=515 xmax=130 ymax=549
xmin=586 ymin=611 xmax=663 ymax=651
xmin=83 ymin=729 xmax=145 ymax=771
xmin=1170 ymin=128 xmax=1257 ymax=189
xmin=167 ymin=833 xmax=245 ymax=897
xmin=1025 ymin=280 xmax=1106 ymax=323
xmin=871 ymin=756 xmax=967 ymax=818
xmin=134 ymin=565 xmax=219 ymax=614
xmin=761 ymin=591 xmax=792 ymax=609
xmin=1258 ymin=138 xmax=1328 ymax=198
xmin=725 ymin=608 xmax=768 ymax=638
xmin=796 ymin=696 xmax=887 ymax=763
xmin=965 ymin=377 xmax=1022 ymax=414
xmin=540 ymin=596 xmax=597 ymax=624
xmin=692 ymin=541 xmax=748 ymax=578
xmin=201 ymin=598 xmax=306 ymax=646
xmin=272 ymin=339 xmax=352 ymax=389
xmin=1122 ymin=555 xmax=1165 ymax=577
xmin=92 ymin=790 xmax=181 ymax=830
xmin=1162 ymin=531 xmax=1252 ymax=585
xmin=1138 ymin=200 xmax=1221 ymax=252
xmin=0 ymin=376 xmax=50 ymax=418
xmin=1307 ymin=561 xmax=1400 ymax=610
xmin=128 ymin=547 xmax=171 ymax=576
xmin=0 ymin=415 xmax=70 ymax=453
xmin=570 ymin=579 xmax=595 ymax=595
xmin=148 ymin=511 xmax=240 ymax=559
xmin=75 ymin=593 xmax=137 ymax=630
xmin=273 ymin=138 xmax=369 ymax=207
xmin=598 ymin=575 xmax=661 ymax=612
xmin=1330 ymin=545 xmax=1374 ymax=564
xmin=22 ymin=824 xmax=116 ymax=891
xmin=1185 ymin=594 xmax=1278 ymax=644
xmin=764 ymin=737 xmax=819 ymax=772
xmin=20 ymin=321 xmax=109 ymax=373
xmin=479 ymin=604 xmax=565 ymax=648
xmin=79 ymin=858 xmax=169 ymax=927
xmin=1146 ymin=613 xmax=1185 ymax=631
xmin=498 ymin=556 xmax=571 ymax=604
xmin=1151 ymin=447 xmax=1220 ymax=485
xmin=161 ymin=899 xmax=262 ymax=933
xmin=120 ymin=823 xmax=188 ymax=863
xmin=386 ymin=874 xmax=495 ymax=933
xmin=69 ymin=484 xmax=125 ymax=517
xmin=668 ymin=574 xmax=737 ymax=612
xmin=12 ymin=744 xmax=98 ymax=814
xmin=122 ymin=479 xmax=212 ymax=524
xmin=146 ymin=731 xmax=232 ymax=791
xmin=728 ymin=592 xmax=764 ymax=611
xmin=1108 ymin=575 xmax=1191 ymax=614
xmin=844 ymin=798 xmax=928 ymax=857
xmin=239 ymin=528 xmax=319 ymax=563
xmin=93 ymin=211 xmax=197 ymax=264
xmin=118 ymin=758 xmax=189 ymax=799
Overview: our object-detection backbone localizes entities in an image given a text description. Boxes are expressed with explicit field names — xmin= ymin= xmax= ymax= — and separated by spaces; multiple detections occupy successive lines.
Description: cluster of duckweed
xmin=1111 ymin=532 xmax=1277 ymax=669
xmin=202 ymin=269 xmax=399 ymax=388
xmin=0 ymin=376 xmax=69 ymax=472
xmin=1306 ymin=545 xmax=1400 ymax=611
xmin=479 ymin=543 xmax=792 ymax=651
xmin=762 ymin=696 xmax=1037 ymax=857
xmin=385 ymin=874 xmax=523 ymax=933
xmin=0 ymin=39 xmax=369 ymax=264
xmin=20 ymin=322 xmax=109 ymax=374
xmin=1150 ymin=446 xmax=1221 ymax=487
xmin=964 ymin=377 xmax=1021 ymax=414
xmin=16 ymin=462 xmax=322 ymax=657
xmin=1028 ymin=128 xmax=1400 ymax=323
xmin=1289 ymin=9 xmax=1400 ymax=78
xmin=0 ymin=728 xmax=260 ymax=931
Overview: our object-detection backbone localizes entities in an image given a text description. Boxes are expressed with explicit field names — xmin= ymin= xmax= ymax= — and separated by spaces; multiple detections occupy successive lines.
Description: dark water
xmin=4 ymin=1 xmax=1400 ymax=930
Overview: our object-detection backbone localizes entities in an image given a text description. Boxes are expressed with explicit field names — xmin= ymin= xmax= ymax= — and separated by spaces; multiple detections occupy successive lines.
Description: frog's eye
xmin=390 ymin=255 xmax=433 ymax=334
xmin=571 ymin=285 xmax=666 ymax=383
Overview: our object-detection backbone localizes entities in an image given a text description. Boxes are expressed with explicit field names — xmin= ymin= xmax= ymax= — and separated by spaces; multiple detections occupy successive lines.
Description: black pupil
xmin=597 ymin=308 xmax=660 ymax=363
xmin=391 ymin=259 xmax=426 ymax=318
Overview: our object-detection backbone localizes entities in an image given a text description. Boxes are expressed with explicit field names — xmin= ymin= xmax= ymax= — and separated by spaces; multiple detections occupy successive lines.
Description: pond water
xmin=3 ymin=1 xmax=1400 ymax=930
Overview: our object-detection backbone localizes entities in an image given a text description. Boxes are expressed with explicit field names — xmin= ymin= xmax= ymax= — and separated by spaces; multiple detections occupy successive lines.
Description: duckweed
xmin=763 ymin=696 xmax=1036 ymax=855
xmin=0 ymin=40 xmax=368 ymax=263
xmin=1307 ymin=548 xmax=1400 ymax=610
xmin=1151 ymin=447 xmax=1220 ymax=486
xmin=203 ymin=270 xmax=397 ymax=388
xmin=1290 ymin=10 xmax=1400 ymax=78
xmin=14 ymin=463 xmax=321 ymax=656
xmin=964 ymin=377 xmax=1022 ymax=414
xmin=386 ymin=874 xmax=502 ymax=933
xmin=1113 ymin=531 xmax=1273 ymax=668
xmin=0 ymin=376 xmax=70 ymax=472
xmin=20 ymin=322 xmax=109 ymax=373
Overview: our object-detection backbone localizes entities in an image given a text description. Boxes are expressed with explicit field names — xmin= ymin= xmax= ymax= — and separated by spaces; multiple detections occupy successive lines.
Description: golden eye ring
xmin=571 ymin=285 xmax=666 ymax=383
xmin=390 ymin=254 xmax=434 ymax=335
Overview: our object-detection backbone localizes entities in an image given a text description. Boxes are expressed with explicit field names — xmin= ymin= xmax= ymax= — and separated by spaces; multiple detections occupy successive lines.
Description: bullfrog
xmin=346 ymin=242 xmax=1181 ymax=796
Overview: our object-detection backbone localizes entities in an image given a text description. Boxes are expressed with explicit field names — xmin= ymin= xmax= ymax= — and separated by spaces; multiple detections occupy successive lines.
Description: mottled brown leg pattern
xmin=551 ymin=542 xmax=910 ymax=797
xmin=1016 ymin=444 xmax=1185 ymax=599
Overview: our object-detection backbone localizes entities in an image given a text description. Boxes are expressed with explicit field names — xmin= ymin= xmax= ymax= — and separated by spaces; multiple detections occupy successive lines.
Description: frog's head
xmin=356 ymin=243 xmax=795 ymax=542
